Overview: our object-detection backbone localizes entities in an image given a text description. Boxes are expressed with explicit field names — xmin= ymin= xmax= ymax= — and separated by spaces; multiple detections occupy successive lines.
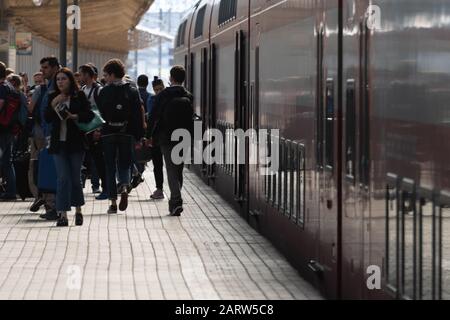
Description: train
xmin=173 ymin=0 xmax=450 ymax=300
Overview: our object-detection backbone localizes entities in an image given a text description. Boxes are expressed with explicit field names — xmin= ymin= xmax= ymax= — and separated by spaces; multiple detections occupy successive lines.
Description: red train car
xmin=174 ymin=0 xmax=450 ymax=300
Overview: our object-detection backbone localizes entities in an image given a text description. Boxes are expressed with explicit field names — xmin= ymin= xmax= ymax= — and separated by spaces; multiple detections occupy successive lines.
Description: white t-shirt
xmin=83 ymin=83 xmax=102 ymax=107
xmin=59 ymin=97 xmax=70 ymax=142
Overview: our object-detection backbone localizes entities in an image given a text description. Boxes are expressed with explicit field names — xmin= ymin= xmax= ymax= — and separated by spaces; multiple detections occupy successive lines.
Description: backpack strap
xmin=34 ymin=84 xmax=47 ymax=125
xmin=86 ymin=82 xmax=101 ymax=107
xmin=87 ymin=83 xmax=96 ymax=100
xmin=93 ymin=84 xmax=100 ymax=105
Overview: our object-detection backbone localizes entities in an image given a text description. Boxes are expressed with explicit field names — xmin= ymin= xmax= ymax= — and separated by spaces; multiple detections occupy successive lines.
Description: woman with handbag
xmin=45 ymin=68 xmax=94 ymax=227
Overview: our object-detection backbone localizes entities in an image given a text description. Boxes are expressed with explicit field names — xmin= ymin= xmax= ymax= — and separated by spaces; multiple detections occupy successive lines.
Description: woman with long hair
xmin=45 ymin=68 xmax=94 ymax=227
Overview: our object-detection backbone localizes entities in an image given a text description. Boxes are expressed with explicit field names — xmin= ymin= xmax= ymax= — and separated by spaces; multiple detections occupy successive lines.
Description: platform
xmin=0 ymin=167 xmax=321 ymax=300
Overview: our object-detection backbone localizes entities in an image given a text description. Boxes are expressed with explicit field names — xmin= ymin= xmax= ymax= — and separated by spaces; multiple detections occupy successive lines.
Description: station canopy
xmin=4 ymin=0 xmax=156 ymax=53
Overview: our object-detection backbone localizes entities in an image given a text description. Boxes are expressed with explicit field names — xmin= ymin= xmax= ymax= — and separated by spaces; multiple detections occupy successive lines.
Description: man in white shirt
xmin=80 ymin=64 xmax=102 ymax=107
xmin=79 ymin=64 xmax=107 ymax=200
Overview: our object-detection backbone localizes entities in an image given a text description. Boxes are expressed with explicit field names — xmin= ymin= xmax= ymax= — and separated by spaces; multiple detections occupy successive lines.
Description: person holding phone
xmin=45 ymin=68 xmax=94 ymax=227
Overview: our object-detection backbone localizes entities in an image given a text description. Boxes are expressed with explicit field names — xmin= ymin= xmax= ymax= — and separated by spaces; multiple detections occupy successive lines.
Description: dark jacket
xmin=45 ymin=90 xmax=94 ymax=154
xmin=138 ymin=87 xmax=149 ymax=113
xmin=147 ymin=85 xmax=193 ymax=146
xmin=97 ymin=82 xmax=144 ymax=140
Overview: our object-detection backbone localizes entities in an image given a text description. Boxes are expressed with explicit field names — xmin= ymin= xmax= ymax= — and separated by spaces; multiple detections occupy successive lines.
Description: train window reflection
xmin=386 ymin=175 xmax=399 ymax=294
xmin=265 ymin=130 xmax=272 ymax=202
xmin=402 ymin=188 xmax=416 ymax=299
xmin=194 ymin=5 xmax=206 ymax=38
xmin=272 ymin=134 xmax=278 ymax=207
xmin=420 ymin=196 xmax=433 ymax=300
xmin=286 ymin=141 xmax=292 ymax=218
xmin=325 ymin=79 xmax=334 ymax=169
xmin=441 ymin=201 xmax=450 ymax=300
xmin=291 ymin=143 xmax=298 ymax=223
xmin=279 ymin=139 xmax=285 ymax=213
xmin=298 ymin=144 xmax=306 ymax=226
xmin=345 ymin=79 xmax=356 ymax=178
xmin=218 ymin=0 xmax=237 ymax=26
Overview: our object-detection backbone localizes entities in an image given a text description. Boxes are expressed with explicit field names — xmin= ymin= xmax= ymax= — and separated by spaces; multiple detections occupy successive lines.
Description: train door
xmin=310 ymin=0 xmax=342 ymax=299
xmin=359 ymin=11 xmax=372 ymax=299
xmin=206 ymin=43 xmax=217 ymax=182
xmin=248 ymin=16 xmax=262 ymax=219
xmin=340 ymin=1 xmax=363 ymax=300
xmin=200 ymin=47 xmax=209 ymax=178
xmin=234 ymin=29 xmax=249 ymax=217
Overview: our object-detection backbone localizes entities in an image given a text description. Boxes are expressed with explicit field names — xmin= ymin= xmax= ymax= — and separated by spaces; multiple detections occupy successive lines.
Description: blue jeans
xmin=0 ymin=134 xmax=17 ymax=197
xmin=102 ymin=134 xmax=133 ymax=200
xmin=53 ymin=144 xmax=85 ymax=212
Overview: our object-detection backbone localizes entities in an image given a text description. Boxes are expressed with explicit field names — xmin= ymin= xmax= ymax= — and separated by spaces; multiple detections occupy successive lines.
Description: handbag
xmin=76 ymin=105 xmax=105 ymax=134
xmin=135 ymin=142 xmax=153 ymax=164
xmin=37 ymin=148 xmax=57 ymax=193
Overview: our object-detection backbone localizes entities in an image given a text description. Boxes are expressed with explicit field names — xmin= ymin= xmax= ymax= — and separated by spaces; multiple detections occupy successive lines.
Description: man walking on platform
xmin=148 ymin=66 xmax=193 ymax=217
xmin=147 ymin=76 xmax=165 ymax=200
xmin=79 ymin=64 xmax=108 ymax=200
xmin=97 ymin=59 xmax=144 ymax=214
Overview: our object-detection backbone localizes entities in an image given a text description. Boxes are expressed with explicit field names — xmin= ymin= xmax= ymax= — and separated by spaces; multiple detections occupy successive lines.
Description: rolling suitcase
xmin=13 ymin=151 xmax=33 ymax=201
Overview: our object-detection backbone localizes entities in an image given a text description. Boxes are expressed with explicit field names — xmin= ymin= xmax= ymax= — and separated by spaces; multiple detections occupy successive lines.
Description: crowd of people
xmin=0 ymin=57 xmax=194 ymax=227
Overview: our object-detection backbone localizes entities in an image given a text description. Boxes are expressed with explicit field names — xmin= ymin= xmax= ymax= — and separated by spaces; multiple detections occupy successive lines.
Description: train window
xmin=285 ymin=140 xmax=292 ymax=218
xmin=208 ymin=43 xmax=217 ymax=180
xmin=298 ymin=144 xmax=306 ymax=226
xmin=194 ymin=5 xmax=206 ymax=38
xmin=316 ymin=25 xmax=324 ymax=169
xmin=289 ymin=143 xmax=306 ymax=226
xmin=273 ymin=134 xmax=280 ymax=208
xmin=227 ymin=123 xmax=233 ymax=176
xmin=345 ymin=79 xmax=356 ymax=179
xmin=176 ymin=24 xmax=182 ymax=47
xmin=401 ymin=179 xmax=416 ymax=299
xmin=419 ymin=188 xmax=434 ymax=300
xmin=359 ymin=20 xmax=370 ymax=187
xmin=325 ymin=78 xmax=334 ymax=170
xmin=265 ymin=129 xmax=272 ymax=202
xmin=291 ymin=143 xmax=298 ymax=223
xmin=439 ymin=191 xmax=450 ymax=300
xmin=279 ymin=138 xmax=286 ymax=213
xmin=178 ymin=20 xmax=187 ymax=47
xmin=386 ymin=174 xmax=399 ymax=295
xmin=218 ymin=0 xmax=237 ymax=26
xmin=181 ymin=21 xmax=187 ymax=46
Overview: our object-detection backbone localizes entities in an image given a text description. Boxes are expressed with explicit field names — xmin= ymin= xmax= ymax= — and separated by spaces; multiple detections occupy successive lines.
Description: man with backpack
xmin=97 ymin=59 xmax=144 ymax=214
xmin=147 ymin=66 xmax=193 ymax=217
xmin=0 ymin=61 xmax=19 ymax=201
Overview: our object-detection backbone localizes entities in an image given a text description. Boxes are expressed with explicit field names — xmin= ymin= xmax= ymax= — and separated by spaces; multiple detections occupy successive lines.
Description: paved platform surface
xmin=0 ymin=167 xmax=322 ymax=300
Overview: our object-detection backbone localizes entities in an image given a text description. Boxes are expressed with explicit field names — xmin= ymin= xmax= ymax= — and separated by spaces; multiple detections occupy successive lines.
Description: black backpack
xmin=104 ymin=83 xmax=133 ymax=133
xmin=162 ymin=94 xmax=194 ymax=139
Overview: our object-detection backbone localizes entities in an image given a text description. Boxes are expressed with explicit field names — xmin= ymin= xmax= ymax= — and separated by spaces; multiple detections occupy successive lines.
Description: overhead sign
xmin=8 ymin=48 xmax=17 ymax=71
xmin=0 ymin=31 xmax=9 ymax=52
xmin=16 ymin=33 xmax=32 ymax=56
